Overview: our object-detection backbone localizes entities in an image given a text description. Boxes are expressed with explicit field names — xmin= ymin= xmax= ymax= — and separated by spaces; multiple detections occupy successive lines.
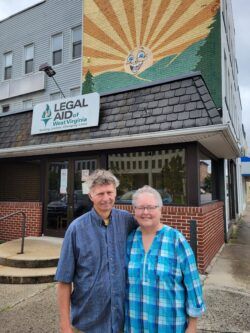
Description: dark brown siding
xmin=0 ymin=161 xmax=40 ymax=201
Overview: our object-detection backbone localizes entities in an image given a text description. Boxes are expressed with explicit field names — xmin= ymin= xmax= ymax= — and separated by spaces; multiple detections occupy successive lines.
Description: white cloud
xmin=0 ymin=0 xmax=41 ymax=20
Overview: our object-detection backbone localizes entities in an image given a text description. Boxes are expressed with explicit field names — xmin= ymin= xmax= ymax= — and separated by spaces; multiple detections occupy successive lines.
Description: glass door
xmin=45 ymin=161 xmax=69 ymax=236
xmin=44 ymin=158 xmax=97 ymax=237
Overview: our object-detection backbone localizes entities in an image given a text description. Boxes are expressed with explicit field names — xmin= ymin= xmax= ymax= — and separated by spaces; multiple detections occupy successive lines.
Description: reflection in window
xmin=109 ymin=149 xmax=186 ymax=205
xmin=200 ymin=153 xmax=213 ymax=204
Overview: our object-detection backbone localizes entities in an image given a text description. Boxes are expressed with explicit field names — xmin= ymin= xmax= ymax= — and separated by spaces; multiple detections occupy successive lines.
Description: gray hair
xmin=132 ymin=185 xmax=163 ymax=207
xmin=86 ymin=169 xmax=120 ymax=191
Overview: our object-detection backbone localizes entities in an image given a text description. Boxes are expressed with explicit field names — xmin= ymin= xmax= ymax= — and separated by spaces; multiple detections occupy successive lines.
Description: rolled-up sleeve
xmin=178 ymin=234 xmax=206 ymax=317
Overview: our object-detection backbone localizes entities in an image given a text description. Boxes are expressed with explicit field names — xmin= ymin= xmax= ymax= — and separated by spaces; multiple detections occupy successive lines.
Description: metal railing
xmin=0 ymin=211 xmax=26 ymax=254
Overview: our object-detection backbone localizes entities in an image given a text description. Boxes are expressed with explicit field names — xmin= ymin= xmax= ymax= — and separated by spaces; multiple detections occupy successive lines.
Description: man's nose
xmin=103 ymin=193 xmax=111 ymax=200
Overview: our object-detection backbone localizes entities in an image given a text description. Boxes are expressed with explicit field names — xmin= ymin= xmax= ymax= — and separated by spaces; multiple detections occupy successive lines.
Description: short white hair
xmin=132 ymin=185 xmax=163 ymax=207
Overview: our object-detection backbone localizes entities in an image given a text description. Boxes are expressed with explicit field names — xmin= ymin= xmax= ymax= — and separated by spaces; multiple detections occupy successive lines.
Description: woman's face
xmin=133 ymin=193 xmax=162 ymax=230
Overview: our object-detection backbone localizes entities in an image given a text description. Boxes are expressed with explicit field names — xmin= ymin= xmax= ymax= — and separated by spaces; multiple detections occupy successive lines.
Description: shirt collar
xmin=90 ymin=207 xmax=114 ymax=227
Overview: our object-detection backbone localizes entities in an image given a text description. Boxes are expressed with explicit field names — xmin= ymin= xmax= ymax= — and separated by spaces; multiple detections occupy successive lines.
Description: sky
xmin=0 ymin=0 xmax=249 ymax=149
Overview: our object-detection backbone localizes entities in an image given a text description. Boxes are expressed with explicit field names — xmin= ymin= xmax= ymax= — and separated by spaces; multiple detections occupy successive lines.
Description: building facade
xmin=0 ymin=0 xmax=244 ymax=273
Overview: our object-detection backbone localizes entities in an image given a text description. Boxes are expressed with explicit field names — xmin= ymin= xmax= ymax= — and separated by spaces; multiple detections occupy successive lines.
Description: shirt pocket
xmin=148 ymin=256 xmax=177 ymax=285
xmin=127 ymin=260 xmax=141 ymax=283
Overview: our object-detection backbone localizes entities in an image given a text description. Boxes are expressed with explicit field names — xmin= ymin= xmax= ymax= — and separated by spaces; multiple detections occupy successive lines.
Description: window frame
xmin=51 ymin=33 xmax=63 ymax=66
xmin=108 ymin=145 xmax=187 ymax=206
xmin=24 ymin=44 xmax=34 ymax=74
xmin=71 ymin=25 xmax=82 ymax=60
xmin=4 ymin=51 xmax=13 ymax=80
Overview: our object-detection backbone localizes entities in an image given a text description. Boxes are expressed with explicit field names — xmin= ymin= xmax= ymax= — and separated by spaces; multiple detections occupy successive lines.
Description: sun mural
xmin=82 ymin=0 xmax=220 ymax=95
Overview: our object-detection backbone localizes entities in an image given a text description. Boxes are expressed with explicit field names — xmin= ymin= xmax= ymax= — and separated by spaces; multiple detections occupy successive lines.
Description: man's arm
xmin=185 ymin=316 xmax=197 ymax=333
xmin=57 ymin=282 xmax=73 ymax=333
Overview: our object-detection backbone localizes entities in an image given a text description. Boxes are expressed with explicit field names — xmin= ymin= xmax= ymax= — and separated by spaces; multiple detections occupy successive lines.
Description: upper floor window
xmin=70 ymin=87 xmax=80 ymax=97
xmin=50 ymin=92 xmax=61 ymax=101
xmin=72 ymin=26 xmax=82 ymax=59
xmin=2 ymin=104 xmax=10 ymax=113
xmin=23 ymin=99 xmax=33 ymax=110
xmin=24 ymin=44 xmax=34 ymax=74
xmin=52 ymin=33 xmax=63 ymax=66
xmin=4 ymin=52 xmax=13 ymax=80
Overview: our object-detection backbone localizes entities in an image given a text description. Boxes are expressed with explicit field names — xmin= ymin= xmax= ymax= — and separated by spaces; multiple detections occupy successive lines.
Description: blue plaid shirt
xmin=125 ymin=225 xmax=205 ymax=333
xmin=55 ymin=208 xmax=136 ymax=333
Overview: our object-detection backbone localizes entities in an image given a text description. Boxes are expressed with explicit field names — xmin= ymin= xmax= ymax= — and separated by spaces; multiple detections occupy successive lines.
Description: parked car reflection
xmin=47 ymin=191 xmax=92 ymax=218
xmin=115 ymin=189 xmax=173 ymax=205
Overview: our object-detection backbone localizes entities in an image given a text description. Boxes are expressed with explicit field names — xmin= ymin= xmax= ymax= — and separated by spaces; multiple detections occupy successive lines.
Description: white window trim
xmin=51 ymin=33 xmax=63 ymax=66
xmin=24 ymin=43 xmax=35 ymax=75
xmin=71 ymin=25 xmax=82 ymax=61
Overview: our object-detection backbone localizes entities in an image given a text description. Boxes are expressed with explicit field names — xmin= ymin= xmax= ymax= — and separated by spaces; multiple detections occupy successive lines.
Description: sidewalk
xmin=198 ymin=205 xmax=250 ymax=333
xmin=0 ymin=208 xmax=249 ymax=332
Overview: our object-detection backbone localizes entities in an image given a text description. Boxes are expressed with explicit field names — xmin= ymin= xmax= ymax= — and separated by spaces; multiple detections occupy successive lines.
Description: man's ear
xmin=88 ymin=193 xmax=93 ymax=201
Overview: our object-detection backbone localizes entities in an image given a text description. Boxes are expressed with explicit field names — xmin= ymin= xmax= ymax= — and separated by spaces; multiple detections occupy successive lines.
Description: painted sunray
xmin=148 ymin=0 xmax=194 ymax=48
xmin=152 ymin=1 xmax=219 ymax=52
xmin=82 ymin=0 xmax=220 ymax=82
xmin=153 ymin=18 xmax=215 ymax=55
xmin=111 ymin=0 xmax=135 ymax=49
xmin=144 ymin=0 xmax=180 ymax=47
xmin=83 ymin=33 xmax=126 ymax=58
xmin=84 ymin=2 xmax=130 ymax=53
xmin=93 ymin=0 xmax=132 ymax=51
xmin=151 ymin=0 xmax=215 ymax=48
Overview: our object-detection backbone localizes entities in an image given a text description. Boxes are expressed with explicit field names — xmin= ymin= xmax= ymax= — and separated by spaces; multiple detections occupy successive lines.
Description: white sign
xmin=31 ymin=92 xmax=100 ymax=135
xmin=60 ymin=169 xmax=68 ymax=194
xmin=81 ymin=169 xmax=90 ymax=181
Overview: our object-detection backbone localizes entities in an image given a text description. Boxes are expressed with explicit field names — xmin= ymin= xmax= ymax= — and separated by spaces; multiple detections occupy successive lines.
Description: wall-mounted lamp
xmin=39 ymin=62 xmax=65 ymax=98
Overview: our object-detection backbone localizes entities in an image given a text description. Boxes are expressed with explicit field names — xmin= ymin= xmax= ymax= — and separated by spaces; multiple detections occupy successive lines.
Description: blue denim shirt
xmin=55 ymin=208 xmax=136 ymax=333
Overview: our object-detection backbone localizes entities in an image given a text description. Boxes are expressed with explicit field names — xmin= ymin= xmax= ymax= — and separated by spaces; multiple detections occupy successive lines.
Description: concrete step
xmin=0 ymin=265 xmax=56 ymax=284
xmin=0 ymin=236 xmax=62 ymax=284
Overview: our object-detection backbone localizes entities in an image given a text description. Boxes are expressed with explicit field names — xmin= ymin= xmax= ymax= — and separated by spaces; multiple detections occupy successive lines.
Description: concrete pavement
xmin=0 ymin=208 xmax=250 ymax=332
xmin=198 ymin=205 xmax=250 ymax=333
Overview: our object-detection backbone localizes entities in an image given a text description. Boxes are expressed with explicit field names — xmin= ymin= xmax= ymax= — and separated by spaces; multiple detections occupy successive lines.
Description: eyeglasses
xmin=134 ymin=205 xmax=159 ymax=212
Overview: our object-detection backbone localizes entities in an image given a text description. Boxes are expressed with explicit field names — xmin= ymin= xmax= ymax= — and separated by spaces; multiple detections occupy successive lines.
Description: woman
xmin=125 ymin=186 xmax=205 ymax=333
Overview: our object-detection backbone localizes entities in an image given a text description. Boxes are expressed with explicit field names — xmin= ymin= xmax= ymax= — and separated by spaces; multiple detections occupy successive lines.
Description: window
xmin=109 ymin=148 xmax=187 ymax=205
xmin=70 ymin=87 xmax=80 ymax=97
xmin=50 ymin=92 xmax=61 ymax=101
xmin=72 ymin=26 xmax=82 ymax=59
xmin=199 ymin=151 xmax=217 ymax=204
xmin=52 ymin=33 xmax=63 ymax=65
xmin=2 ymin=105 xmax=10 ymax=113
xmin=23 ymin=99 xmax=33 ymax=110
xmin=4 ymin=52 xmax=13 ymax=80
xmin=24 ymin=44 xmax=34 ymax=74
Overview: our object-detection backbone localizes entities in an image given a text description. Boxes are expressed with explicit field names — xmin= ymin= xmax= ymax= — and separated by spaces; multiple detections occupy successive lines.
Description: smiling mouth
xmin=130 ymin=62 xmax=143 ymax=73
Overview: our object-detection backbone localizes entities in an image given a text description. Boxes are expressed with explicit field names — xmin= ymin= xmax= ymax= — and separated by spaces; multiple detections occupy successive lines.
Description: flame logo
xmin=41 ymin=104 xmax=52 ymax=126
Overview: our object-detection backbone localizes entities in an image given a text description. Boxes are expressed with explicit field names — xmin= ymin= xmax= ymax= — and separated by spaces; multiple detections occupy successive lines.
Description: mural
xmin=82 ymin=0 xmax=221 ymax=106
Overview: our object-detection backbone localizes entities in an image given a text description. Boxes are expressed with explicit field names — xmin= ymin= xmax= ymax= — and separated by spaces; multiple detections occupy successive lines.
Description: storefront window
xmin=199 ymin=152 xmax=214 ymax=204
xmin=109 ymin=148 xmax=186 ymax=205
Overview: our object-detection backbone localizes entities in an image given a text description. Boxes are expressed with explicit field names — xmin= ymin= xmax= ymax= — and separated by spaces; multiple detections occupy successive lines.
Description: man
xmin=55 ymin=169 xmax=136 ymax=333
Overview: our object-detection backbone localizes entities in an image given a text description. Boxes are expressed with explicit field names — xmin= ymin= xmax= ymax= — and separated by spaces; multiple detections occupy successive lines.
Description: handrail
xmin=0 ymin=211 xmax=26 ymax=254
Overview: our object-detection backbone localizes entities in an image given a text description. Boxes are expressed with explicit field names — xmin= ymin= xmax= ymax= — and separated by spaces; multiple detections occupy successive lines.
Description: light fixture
xmin=39 ymin=62 xmax=65 ymax=98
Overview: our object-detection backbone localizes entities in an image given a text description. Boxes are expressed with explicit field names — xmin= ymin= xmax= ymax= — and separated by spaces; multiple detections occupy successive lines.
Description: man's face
xmin=89 ymin=183 xmax=116 ymax=216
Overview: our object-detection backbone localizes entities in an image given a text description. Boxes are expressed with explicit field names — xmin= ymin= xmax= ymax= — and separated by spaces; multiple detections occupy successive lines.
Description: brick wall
xmin=0 ymin=200 xmax=224 ymax=273
xmin=0 ymin=202 xmax=43 ymax=241
xmin=116 ymin=201 xmax=224 ymax=274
